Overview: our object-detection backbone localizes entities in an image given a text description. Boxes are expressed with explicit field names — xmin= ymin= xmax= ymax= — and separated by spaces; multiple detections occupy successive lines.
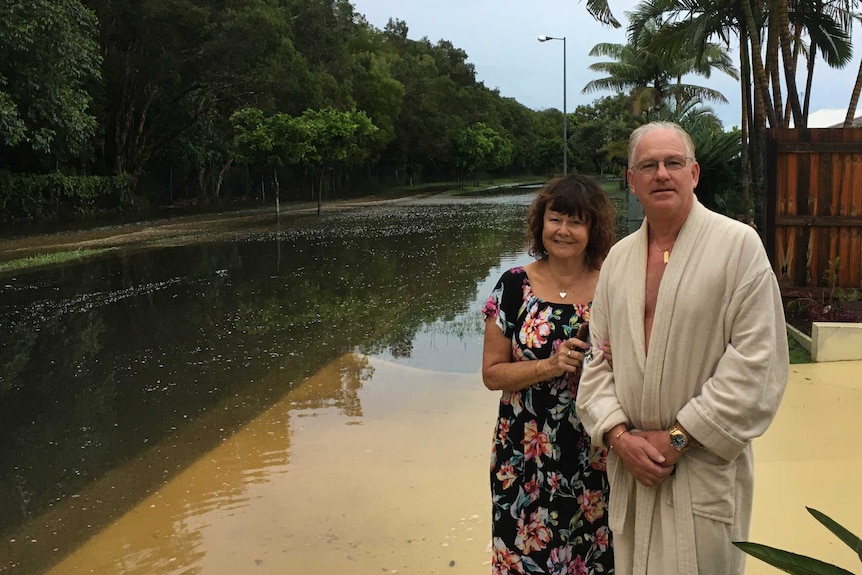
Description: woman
xmin=481 ymin=174 xmax=616 ymax=574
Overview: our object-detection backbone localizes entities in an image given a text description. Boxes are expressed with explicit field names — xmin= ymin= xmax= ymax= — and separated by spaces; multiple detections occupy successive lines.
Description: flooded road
xmin=0 ymin=193 xmax=535 ymax=574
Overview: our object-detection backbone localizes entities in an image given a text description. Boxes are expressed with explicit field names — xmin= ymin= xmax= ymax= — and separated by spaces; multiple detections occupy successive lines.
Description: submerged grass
xmin=788 ymin=332 xmax=812 ymax=364
xmin=0 ymin=248 xmax=114 ymax=273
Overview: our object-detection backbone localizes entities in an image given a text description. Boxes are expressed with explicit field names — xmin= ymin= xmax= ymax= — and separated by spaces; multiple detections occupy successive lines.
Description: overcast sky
xmin=350 ymin=0 xmax=861 ymax=128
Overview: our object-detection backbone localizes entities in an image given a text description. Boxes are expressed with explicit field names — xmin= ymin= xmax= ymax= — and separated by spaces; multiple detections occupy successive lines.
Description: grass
xmin=787 ymin=332 xmax=812 ymax=364
xmin=0 ymin=248 xmax=114 ymax=273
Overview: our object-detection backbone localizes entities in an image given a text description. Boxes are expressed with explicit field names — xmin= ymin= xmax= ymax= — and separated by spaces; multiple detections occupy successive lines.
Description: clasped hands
xmin=609 ymin=427 xmax=682 ymax=487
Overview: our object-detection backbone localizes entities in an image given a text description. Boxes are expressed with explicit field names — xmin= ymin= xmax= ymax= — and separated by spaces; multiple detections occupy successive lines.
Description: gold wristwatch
xmin=669 ymin=426 xmax=690 ymax=452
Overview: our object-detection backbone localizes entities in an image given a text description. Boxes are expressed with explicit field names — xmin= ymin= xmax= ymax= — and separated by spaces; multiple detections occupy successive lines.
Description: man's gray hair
xmin=628 ymin=122 xmax=696 ymax=166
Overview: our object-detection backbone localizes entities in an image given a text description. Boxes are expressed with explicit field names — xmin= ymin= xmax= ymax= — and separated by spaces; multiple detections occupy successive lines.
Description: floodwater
xmin=0 ymin=192 xmax=536 ymax=574
xmin=7 ymin=191 xmax=857 ymax=575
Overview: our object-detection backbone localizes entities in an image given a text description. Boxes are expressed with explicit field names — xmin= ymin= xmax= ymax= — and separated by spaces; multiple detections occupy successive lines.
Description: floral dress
xmin=482 ymin=267 xmax=613 ymax=575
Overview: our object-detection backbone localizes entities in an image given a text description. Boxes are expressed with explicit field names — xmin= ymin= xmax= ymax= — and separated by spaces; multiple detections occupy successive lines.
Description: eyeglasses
xmin=631 ymin=155 xmax=693 ymax=175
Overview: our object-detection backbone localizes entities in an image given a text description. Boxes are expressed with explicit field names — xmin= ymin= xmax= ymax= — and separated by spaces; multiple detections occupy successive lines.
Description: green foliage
xmin=660 ymin=102 xmax=745 ymax=217
xmin=734 ymin=507 xmax=861 ymax=575
xmin=1 ymin=0 xmax=750 ymax=219
xmin=231 ymin=108 xmax=309 ymax=168
xmin=570 ymin=94 xmax=640 ymax=176
xmin=0 ymin=249 xmax=114 ymax=273
xmin=584 ymin=16 xmax=737 ymax=118
xmin=0 ymin=170 xmax=134 ymax=221
xmin=0 ymin=0 xmax=101 ymax=167
xmin=455 ymin=123 xmax=513 ymax=185
xmin=787 ymin=258 xmax=862 ymax=326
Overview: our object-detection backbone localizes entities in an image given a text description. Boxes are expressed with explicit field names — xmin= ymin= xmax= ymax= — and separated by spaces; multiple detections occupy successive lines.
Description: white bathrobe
xmin=576 ymin=200 xmax=789 ymax=575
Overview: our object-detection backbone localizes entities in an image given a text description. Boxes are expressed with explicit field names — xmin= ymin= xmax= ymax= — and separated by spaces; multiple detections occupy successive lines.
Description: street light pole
xmin=538 ymin=35 xmax=567 ymax=175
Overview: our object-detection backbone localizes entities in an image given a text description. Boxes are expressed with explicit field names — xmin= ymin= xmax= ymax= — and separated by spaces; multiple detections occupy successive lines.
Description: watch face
xmin=670 ymin=430 xmax=687 ymax=450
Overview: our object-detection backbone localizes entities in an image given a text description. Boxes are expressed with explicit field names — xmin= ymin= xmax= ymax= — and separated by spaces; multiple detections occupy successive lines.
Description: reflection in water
xmin=0 ymin=194 xmax=533 ymax=573
xmin=41 ymin=356 xmax=497 ymax=575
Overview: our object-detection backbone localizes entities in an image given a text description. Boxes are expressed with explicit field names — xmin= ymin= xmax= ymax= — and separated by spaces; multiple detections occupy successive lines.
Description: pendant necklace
xmin=654 ymin=243 xmax=674 ymax=264
xmin=546 ymin=261 xmax=573 ymax=299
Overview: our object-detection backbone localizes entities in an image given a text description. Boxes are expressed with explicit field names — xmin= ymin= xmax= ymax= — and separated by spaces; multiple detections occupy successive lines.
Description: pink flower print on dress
xmin=515 ymin=507 xmax=552 ymax=554
xmin=501 ymin=389 xmax=524 ymax=417
xmin=547 ymin=471 xmax=562 ymax=497
xmin=569 ymin=555 xmax=588 ymax=575
xmin=545 ymin=545 xmax=573 ymax=574
xmin=593 ymin=525 xmax=610 ymax=552
xmin=578 ymin=489 xmax=608 ymax=524
xmin=496 ymin=461 xmax=519 ymax=490
xmin=491 ymin=537 xmax=526 ymax=575
xmin=519 ymin=302 xmax=552 ymax=349
xmin=574 ymin=303 xmax=590 ymax=322
xmin=523 ymin=477 xmax=540 ymax=504
xmin=497 ymin=418 xmax=511 ymax=444
xmin=521 ymin=420 xmax=552 ymax=464
xmin=587 ymin=445 xmax=608 ymax=471
xmin=482 ymin=295 xmax=500 ymax=319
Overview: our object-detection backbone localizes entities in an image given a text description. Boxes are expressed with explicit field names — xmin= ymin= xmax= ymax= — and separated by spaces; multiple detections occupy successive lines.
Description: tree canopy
xmin=4 ymin=0 xmax=859 ymax=226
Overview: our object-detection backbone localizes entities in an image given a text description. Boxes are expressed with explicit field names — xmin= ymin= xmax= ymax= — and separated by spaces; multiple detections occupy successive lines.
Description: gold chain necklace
xmin=546 ymin=261 xmax=573 ymax=299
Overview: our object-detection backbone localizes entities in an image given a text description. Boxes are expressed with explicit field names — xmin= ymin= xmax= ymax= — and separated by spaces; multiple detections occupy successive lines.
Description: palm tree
xmin=623 ymin=0 xmax=854 ymax=224
xmin=658 ymin=101 xmax=744 ymax=216
xmin=581 ymin=0 xmax=622 ymax=27
xmin=781 ymin=0 xmax=855 ymax=126
xmin=583 ymin=18 xmax=738 ymax=119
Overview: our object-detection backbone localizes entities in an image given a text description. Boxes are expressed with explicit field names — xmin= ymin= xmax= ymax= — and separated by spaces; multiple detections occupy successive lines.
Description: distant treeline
xmin=1 ymin=0 xmax=638 ymax=223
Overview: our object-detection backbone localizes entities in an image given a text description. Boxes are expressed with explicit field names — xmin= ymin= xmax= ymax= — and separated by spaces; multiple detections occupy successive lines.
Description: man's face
xmin=626 ymin=128 xmax=700 ymax=217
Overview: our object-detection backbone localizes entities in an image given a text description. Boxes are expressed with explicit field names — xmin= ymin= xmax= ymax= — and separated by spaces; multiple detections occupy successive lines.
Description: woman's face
xmin=541 ymin=207 xmax=590 ymax=260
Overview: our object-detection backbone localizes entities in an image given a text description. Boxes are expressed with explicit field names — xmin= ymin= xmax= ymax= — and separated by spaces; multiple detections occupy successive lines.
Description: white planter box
xmin=811 ymin=322 xmax=862 ymax=362
xmin=788 ymin=321 xmax=862 ymax=362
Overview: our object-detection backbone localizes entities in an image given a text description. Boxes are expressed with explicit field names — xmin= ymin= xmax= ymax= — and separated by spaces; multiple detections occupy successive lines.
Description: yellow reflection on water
xmin=41 ymin=355 xmax=498 ymax=575
xmin=13 ymin=354 xmax=861 ymax=575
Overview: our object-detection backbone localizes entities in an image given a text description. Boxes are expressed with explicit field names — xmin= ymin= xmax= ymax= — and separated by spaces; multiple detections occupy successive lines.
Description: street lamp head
xmin=538 ymin=35 xmax=551 ymax=42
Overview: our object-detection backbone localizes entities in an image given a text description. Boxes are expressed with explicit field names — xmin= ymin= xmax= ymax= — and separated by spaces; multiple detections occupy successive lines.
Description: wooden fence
xmin=765 ymin=128 xmax=862 ymax=294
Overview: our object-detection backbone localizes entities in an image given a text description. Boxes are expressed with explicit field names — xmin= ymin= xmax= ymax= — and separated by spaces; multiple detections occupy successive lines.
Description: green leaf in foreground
xmin=807 ymin=508 xmax=862 ymax=562
xmin=733 ymin=542 xmax=856 ymax=575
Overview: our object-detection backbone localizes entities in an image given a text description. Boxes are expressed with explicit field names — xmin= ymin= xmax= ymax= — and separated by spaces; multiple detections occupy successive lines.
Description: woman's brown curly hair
xmin=525 ymin=174 xmax=615 ymax=270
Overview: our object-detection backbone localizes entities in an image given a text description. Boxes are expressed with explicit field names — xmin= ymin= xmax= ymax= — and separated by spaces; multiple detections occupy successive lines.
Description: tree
xmin=455 ymin=123 xmax=513 ymax=187
xmin=583 ymin=16 xmax=738 ymax=119
xmin=231 ymin=107 xmax=310 ymax=205
xmin=656 ymin=101 xmax=744 ymax=216
xmin=298 ymin=107 xmax=378 ymax=213
xmin=0 ymin=0 xmax=101 ymax=171
xmin=569 ymin=94 xmax=639 ymax=177
xmin=617 ymin=0 xmax=856 ymax=227
xmin=345 ymin=25 xmax=405 ymax=161
xmin=580 ymin=0 xmax=622 ymax=27
xmin=86 ymin=0 xmax=304 ymax=182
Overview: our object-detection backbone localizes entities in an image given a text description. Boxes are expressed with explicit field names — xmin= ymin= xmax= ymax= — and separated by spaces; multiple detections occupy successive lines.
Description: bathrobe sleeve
xmin=576 ymin=254 xmax=629 ymax=448
xmin=675 ymin=226 xmax=789 ymax=462
xmin=575 ymin=227 xmax=646 ymax=447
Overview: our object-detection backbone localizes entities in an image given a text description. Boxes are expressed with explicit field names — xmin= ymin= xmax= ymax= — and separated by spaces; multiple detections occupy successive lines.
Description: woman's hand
xmin=600 ymin=340 xmax=613 ymax=368
xmin=545 ymin=337 xmax=589 ymax=378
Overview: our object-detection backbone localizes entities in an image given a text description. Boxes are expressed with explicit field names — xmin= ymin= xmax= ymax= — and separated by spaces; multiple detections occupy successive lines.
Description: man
xmin=576 ymin=121 xmax=789 ymax=575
